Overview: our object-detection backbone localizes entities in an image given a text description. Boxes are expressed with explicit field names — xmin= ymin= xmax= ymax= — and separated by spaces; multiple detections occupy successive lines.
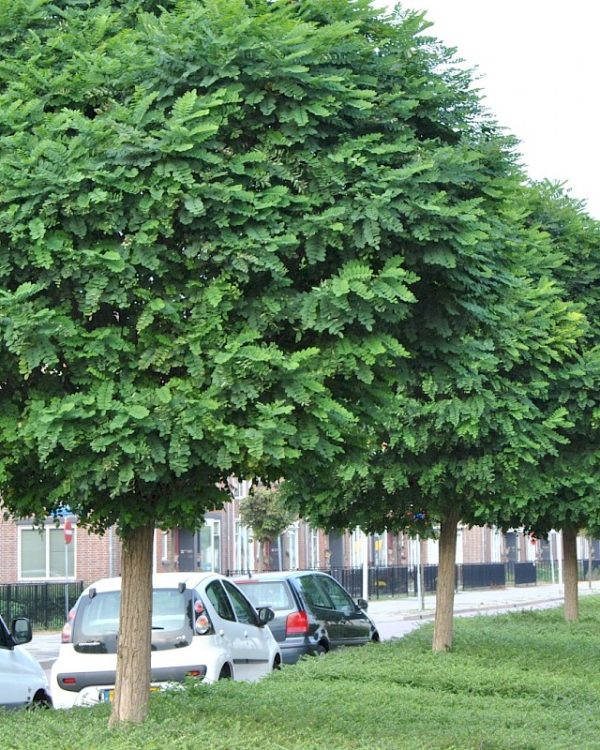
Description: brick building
xmin=1 ymin=484 xmax=589 ymax=587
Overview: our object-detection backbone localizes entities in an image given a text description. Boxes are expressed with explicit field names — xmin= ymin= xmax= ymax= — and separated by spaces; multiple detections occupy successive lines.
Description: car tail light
xmin=286 ymin=610 xmax=309 ymax=636
xmin=61 ymin=606 xmax=77 ymax=644
xmin=194 ymin=596 xmax=213 ymax=635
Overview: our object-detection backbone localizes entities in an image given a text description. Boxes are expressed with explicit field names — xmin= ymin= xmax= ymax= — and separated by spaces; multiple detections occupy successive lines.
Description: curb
xmin=398 ymin=596 xmax=566 ymax=622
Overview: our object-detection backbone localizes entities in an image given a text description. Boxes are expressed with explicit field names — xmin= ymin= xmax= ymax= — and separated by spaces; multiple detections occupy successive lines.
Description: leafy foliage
xmin=0 ymin=0 xmax=440 ymax=534
xmin=239 ymin=484 xmax=295 ymax=545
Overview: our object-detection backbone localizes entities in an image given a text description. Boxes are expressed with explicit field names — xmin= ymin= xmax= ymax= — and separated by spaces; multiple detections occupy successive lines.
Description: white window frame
xmin=161 ymin=531 xmax=169 ymax=562
xmin=350 ymin=528 xmax=364 ymax=568
xmin=309 ymin=528 xmax=320 ymax=569
xmin=286 ymin=522 xmax=299 ymax=570
xmin=18 ymin=525 xmax=77 ymax=580
xmin=198 ymin=518 xmax=222 ymax=572
xmin=235 ymin=519 xmax=253 ymax=573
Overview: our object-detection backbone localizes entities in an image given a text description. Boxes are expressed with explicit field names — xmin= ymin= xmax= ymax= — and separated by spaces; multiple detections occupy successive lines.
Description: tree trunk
xmin=588 ymin=535 xmax=593 ymax=589
xmin=109 ymin=524 xmax=154 ymax=726
xmin=562 ymin=524 xmax=579 ymax=622
xmin=432 ymin=508 xmax=460 ymax=652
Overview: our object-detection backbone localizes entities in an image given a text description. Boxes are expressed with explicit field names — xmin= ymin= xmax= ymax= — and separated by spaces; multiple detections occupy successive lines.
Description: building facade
xmin=0 ymin=482 xmax=590 ymax=586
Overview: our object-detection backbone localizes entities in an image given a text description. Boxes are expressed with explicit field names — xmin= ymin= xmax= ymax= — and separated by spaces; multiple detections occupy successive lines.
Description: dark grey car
xmin=235 ymin=571 xmax=379 ymax=665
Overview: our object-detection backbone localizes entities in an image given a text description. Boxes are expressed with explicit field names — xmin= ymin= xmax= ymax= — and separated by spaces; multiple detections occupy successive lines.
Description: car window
xmin=223 ymin=581 xmax=259 ymax=626
xmin=78 ymin=591 xmax=120 ymax=636
xmin=317 ymin=576 xmax=356 ymax=613
xmin=152 ymin=589 xmax=188 ymax=632
xmin=73 ymin=589 xmax=191 ymax=653
xmin=237 ymin=581 xmax=294 ymax=611
xmin=205 ymin=581 xmax=235 ymax=622
xmin=296 ymin=574 xmax=333 ymax=609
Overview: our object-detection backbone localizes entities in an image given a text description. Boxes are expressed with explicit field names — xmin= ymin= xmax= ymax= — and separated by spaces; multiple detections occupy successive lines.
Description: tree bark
xmin=432 ymin=508 xmax=460 ymax=652
xmin=109 ymin=524 xmax=154 ymax=726
xmin=562 ymin=524 xmax=579 ymax=622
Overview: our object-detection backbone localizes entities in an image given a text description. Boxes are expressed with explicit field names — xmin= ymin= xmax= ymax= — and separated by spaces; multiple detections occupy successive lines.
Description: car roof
xmin=81 ymin=571 xmax=225 ymax=595
xmin=235 ymin=570 xmax=320 ymax=582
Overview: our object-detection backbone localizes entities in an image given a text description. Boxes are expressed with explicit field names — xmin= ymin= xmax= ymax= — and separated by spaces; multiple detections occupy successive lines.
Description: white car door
xmin=221 ymin=581 xmax=272 ymax=681
xmin=0 ymin=619 xmax=34 ymax=708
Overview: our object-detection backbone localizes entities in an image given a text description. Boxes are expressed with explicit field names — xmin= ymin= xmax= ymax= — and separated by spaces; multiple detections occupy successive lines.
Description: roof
xmin=81 ymin=571 xmax=224 ymax=594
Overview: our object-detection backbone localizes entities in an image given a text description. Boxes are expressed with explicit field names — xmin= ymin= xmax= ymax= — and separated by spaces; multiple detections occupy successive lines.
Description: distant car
xmin=235 ymin=571 xmax=379 ymax=665
xmin=0 ymin=614 xmax=52 ymax=709
xmin=51 ymin=572 xmax=280 ymax=708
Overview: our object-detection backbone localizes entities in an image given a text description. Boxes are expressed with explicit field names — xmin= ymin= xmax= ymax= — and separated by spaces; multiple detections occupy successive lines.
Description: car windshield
xmin=73 ymin=588 xmax=192 ymax=653
xmin=237 ymin=581 xmax=294 ymax=611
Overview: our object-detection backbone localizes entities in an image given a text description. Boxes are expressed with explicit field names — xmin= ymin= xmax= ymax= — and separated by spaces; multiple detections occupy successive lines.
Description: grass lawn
xmin=3 ymin=597 xmax=600 ymax=750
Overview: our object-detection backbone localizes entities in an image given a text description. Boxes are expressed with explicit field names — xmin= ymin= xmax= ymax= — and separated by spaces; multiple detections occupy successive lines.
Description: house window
xmin=373 ymin=533 xmax=388 ymax=566
xmin=161 ymin=531 xmax=169 ymax=562
xmin=198 ymin=519 xmax=221 ymax=572
xmin=309 ymin=528 xmax=320 ymax=569
xmin=20 ymin=526 xmax=75 ymax=580
xmin=230 ymin=478 xmax=250 ymax=500
xmin=235 ymin=520 xmax=253 ymax=573
xmin=286 ymin=522 xmax=299 ymax=570
xmin=350 ymin=528 xmax=364 ymax=568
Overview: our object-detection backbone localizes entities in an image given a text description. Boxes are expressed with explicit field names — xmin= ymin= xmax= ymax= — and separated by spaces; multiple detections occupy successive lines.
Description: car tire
xmin=370 ymin=630 xmax=381 ymax=643
xmin=316 ymin=643 xmax=328 ymax=656
xmin=272 ymin=656 xmax=281 ymax=671
xmin=28 ymin=692 xmax=52 ymax=710
xmin=218 ymin=664 xmax=232 ymax=680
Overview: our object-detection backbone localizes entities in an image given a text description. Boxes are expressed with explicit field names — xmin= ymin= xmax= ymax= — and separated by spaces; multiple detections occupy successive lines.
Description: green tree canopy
xmin=0 ymin=0 xmax=510 ymax=721
xmin=240 ymin=483 xmax=295 ymax=571
xmin=483 ymin=183 xmax=600 ymax=621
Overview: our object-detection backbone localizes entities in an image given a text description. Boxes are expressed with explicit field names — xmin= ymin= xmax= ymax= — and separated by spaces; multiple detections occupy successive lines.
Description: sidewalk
xmin=26 ymin=581 xmax=600 ymax=668
xmin=367 ymin=580 xmax=600 ymax=622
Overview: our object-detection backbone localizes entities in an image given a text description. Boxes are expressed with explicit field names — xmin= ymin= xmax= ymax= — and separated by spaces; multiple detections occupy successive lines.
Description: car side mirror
xmin=356 ymin=598 xmax=368 ymax=611
xmin=11 ymin=616 xmax=32 ymax=646
xmin=256 ymin=606 xmax=275 ymax=627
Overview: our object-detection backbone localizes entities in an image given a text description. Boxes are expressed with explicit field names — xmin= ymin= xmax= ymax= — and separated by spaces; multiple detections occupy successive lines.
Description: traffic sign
xmin=64 ymin=518 xmax=74 ymax=545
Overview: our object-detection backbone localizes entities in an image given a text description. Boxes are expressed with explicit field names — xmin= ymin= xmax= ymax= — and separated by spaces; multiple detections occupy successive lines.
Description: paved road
xmin=26 ymin=580 xmax=600 ymax=668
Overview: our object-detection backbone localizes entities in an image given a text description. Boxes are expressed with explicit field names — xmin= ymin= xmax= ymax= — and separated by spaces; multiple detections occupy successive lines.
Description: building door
xmin=178 ymin=530 xmax=195 ymax=572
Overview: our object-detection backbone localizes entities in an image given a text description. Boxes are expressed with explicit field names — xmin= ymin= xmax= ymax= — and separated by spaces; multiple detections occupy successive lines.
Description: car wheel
xmin=272 ymin=656 xmax=281 ymax=671
xmin=28 ymin=692 xmax=52 ymax=710
xmin=218 ymin=664 xmax=232 ymax=680
xmin=370 ymin=630 xmax=381 ymax=643
xmin=316 ymin=643 xmax=328 ymax=657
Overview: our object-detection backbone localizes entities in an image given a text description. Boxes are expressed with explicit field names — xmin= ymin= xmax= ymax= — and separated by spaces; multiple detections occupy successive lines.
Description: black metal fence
xmin=0 ymin=581 xmax=84 ymax=630
xmin=228 ymin=560 xmax=600 ymax=599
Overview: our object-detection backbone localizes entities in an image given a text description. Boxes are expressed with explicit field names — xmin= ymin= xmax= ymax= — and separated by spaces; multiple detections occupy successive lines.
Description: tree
xmin=283 ymin=125 xmax=586 ymax=652
xmin=240 ymin=484 xmax=295 ymax=571
xmin=488 ymin=182 xmax=600 ymax=623
xmin=0 ymin=0 xmax=435 ymax=723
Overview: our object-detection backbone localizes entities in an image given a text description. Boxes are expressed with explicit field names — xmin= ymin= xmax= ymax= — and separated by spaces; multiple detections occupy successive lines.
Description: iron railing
xmin=0 ymin=581 xmax=84 ymax=630
xmin=227 ymin=560 xmax=600 ymax=599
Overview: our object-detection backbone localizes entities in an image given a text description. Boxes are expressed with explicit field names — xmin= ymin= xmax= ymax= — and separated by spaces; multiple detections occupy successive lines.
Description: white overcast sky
xmin=377 ymin=1 xmax=600 ymax=218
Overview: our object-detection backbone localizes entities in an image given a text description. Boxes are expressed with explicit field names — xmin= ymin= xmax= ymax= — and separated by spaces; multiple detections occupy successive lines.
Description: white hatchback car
xmin=0 ymin=614 xmax=52 ymax=709
xmin=51 ymin=572 xmax=281 ymax=708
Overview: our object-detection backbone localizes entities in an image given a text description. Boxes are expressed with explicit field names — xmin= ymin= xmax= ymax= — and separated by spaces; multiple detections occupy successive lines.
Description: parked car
xmin=51 ymin=572 xmax=280 ymax=709
xmin=235 ymin=571 xmax=380 ymax=665
xmin=0 ymin=614 xmax=52 ymax=709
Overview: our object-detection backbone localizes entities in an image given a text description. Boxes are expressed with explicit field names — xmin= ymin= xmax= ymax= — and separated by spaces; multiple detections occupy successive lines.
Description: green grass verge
xmin=3 ymin=598 xmax=600 ymax=750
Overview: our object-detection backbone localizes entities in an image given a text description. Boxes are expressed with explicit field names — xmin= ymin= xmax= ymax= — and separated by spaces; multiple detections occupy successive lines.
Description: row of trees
xmin=1 ymin=0 xmax=598 ymax=725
